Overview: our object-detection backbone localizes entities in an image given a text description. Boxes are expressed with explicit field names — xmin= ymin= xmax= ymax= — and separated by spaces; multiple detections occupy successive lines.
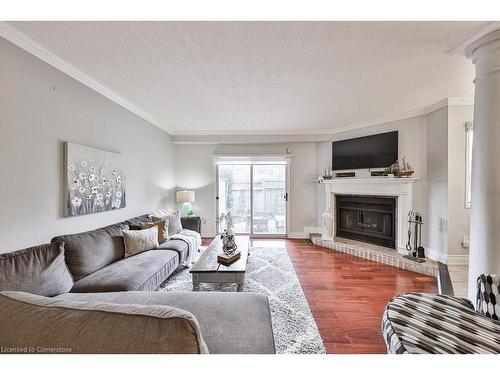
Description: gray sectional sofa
xmin=0 ymin=214 xmax=275 ymax=354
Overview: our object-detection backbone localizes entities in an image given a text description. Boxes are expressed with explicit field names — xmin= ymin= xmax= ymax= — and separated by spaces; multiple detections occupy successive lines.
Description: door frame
xmin=216 ymin=162 xmax=290 ymax=238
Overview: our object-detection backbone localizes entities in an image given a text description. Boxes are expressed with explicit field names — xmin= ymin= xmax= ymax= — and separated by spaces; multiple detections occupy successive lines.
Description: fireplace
xmin=335 ymin=195 xmax=396 ymax=248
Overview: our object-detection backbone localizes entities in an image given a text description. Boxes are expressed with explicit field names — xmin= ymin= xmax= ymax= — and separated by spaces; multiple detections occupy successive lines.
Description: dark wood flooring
xmin=202 ymin=237 xmax=438 ymax=354
xmin=285 ymin=239 xmax=437 ymax=353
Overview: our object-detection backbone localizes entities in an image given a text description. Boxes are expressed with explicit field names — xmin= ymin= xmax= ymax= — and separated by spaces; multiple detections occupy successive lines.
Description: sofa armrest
xmin=0 ymin=291 xmax=208 ymax=354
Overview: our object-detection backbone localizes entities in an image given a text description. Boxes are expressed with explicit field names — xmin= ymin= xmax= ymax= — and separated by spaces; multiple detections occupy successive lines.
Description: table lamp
xmin=176 ymin=190 xmax=195 ymax=217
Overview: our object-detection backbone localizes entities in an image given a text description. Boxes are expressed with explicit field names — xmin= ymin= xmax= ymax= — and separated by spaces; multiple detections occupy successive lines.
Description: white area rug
xmin=158 ymin=244 xmax=326 ymax=354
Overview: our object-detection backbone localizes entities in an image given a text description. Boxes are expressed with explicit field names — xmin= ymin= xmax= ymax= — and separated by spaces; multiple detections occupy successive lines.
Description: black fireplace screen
xmin=336 ymin=195 xmax=396 ymax=248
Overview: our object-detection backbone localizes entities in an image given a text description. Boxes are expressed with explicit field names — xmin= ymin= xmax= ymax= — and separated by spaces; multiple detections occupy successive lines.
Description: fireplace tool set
xmin=404 ymin=210 xmax=426 ymax=263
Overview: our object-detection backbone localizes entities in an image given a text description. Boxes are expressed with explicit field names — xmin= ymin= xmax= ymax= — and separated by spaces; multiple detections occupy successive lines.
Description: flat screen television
xmin=332 ymin=131 xmax=398 ymax=171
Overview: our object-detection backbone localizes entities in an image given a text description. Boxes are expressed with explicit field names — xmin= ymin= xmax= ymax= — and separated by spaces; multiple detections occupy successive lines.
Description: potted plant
xmin=385 ymin=162 xmax=399 ymax=177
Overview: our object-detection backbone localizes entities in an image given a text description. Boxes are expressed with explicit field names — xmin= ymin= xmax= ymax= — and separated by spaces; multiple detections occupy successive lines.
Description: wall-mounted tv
xmin=332 ymin=131 xmax=398 ymax=171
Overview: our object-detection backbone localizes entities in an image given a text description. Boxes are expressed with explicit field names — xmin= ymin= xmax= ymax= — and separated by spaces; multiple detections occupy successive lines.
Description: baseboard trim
xmin=287 ymin=232 xmax=309 ymax=239
xmin=426 ymin=248 xmax=448 ymax=264
xmin=447 ymin=254 xmax=469 ymax=265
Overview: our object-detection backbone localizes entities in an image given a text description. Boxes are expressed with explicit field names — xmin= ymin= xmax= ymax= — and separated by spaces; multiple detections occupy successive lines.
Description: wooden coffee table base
xmin=192 ymin=272 xmax=245 ymax=292
xmin=190 ymin=235 xmax=249 ymax=292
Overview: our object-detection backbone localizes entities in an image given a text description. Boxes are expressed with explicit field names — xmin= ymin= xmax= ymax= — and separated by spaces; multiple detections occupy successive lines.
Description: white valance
xmin=213 ymin=154 xmax=292 ymax=165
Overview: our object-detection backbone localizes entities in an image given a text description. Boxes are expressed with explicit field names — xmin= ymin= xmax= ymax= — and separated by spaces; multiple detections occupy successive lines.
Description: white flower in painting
xmin=89 ymin=174 xmax=97 ymax=182
xmin=105 ymin=200 xmax=110 ymax=205
xmin=85 ymin=194 xmax=92 ymax=200
xmin=89 ymin=166 xmax=96 ymax=173
xmin=112 ymin=170 xmax=117 ymax=176
xmin=101 ymin=177 xmax=107 ymax=183
xmin=96 ymin=193 xmax=103 ymax=200
xmin=70 ymin=183 xmax=78 ymax=191
xmin=78 ymin=187 xmax=86 ymax=194
xmin=68 ymin=165 xmax=76 ymax=172
xmin=101 ymin=169 xmax=107 ymax=175
xmin=71 ymin=196 xmax=82 ymax=207
xmin=106 ymin=191 xmax=112 ymax=198
xmin=81 ymin=161 xmax=87 ymax=167
xmin=115 ymin=191 xmax=122 ymax=198
xmin=112 ymin=198 xmax=122 ymax=209
xmin=91 ymin=186 xmax=99 ymax=195
xmin=89 ymin=156 xmax=96 ymax=162
xmin=98 ymin=201 xmax=105 ymax=207
xmin=79 ymin=173 xmax=87 ymax=180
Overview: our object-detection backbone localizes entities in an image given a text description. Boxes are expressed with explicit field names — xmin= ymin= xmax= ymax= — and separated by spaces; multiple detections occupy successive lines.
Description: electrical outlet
xmin=462 ymin=235 xmax=470 ymax=248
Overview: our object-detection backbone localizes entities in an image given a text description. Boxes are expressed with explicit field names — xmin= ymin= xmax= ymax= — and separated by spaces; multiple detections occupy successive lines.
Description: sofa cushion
xmin=382 ymin=292 xmax=500 ymax=354
xmin=71 ymin=250 xmax=178 ymax=293
xmin=157 ymin=239 xmax=189 ymax=263
xmin=0 ymin=242 xmax=73 ymax=297
xmin=0 ymin=291 xmax=208 ymax=354
xmin=57 ymin=291 xmax=276 ymax=354
xmin=52 ymin=222 xmax=128 ymax=281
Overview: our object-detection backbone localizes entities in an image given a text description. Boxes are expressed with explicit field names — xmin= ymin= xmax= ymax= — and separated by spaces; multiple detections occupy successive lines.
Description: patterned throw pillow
xmin=122 ymin=227 xmax=159 ymax=258
xmin=140 ymin=219 xmax=169 ymax=243
xmin=476 ymin=274 xmax=500 ymax=320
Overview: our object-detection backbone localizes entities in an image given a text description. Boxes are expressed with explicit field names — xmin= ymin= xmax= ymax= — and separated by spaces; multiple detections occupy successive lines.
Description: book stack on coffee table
xmin=217 ymin=251 xmax=241 ymax=265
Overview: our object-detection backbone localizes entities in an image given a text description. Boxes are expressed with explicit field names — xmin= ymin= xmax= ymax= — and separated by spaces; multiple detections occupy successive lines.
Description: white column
xmin=466 ymin=30 xmax=500 ymax=302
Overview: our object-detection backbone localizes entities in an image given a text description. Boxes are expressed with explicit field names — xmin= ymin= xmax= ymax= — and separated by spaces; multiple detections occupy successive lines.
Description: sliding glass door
xmin=217 ymin=164 xmax=251 ymax=233
xmin=217 ymin=163 xmax=288 ymax=236
xmin=252 ymin=164 xmax=287 ymax=235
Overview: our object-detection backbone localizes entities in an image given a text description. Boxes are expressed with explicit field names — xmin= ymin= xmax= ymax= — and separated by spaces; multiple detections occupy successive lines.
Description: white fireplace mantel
xmin=322 ymin=177 xmax=418 ymax=254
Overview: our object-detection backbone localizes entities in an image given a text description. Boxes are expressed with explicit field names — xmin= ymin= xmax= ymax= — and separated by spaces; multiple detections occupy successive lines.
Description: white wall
xmin=174 ymin=142 xmax=318 ymax=237
xmin=0 ymin=37 xmax=176 ymax=252
xmin=447 ymin=105 xmax=473 ymax=264
xmin=426 ymin=108 xmax=449 ymax=262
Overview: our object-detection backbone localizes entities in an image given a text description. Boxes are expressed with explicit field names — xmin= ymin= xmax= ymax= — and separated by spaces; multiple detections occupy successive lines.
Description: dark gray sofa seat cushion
xmin=156 ymin=239 xmax=189 ymax=263
xmin=57 ymin=291 xmax=276 ymax=354
xmin=71 ymin=250 xmax=178 ymax=293
xmin=52 ymin=223 xmax=128 ymax=281
xmin=0 ymin=242 xmax=73 ymax=297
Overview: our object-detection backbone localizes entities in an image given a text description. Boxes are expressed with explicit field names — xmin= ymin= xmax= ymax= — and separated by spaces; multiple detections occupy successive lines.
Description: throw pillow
xmin=0 ymin=242 xmax=74 ymax=297
xmin=168 ymin=211 xmax=183 ymax=235
xmin=123 ymin=227 xmax=159 ymax=258
xmin=140 ymin=219 xmax=169 ymax=243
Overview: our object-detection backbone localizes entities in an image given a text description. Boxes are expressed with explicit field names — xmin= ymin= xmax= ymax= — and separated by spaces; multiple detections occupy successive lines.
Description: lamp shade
xmin=176 ymin=190 xmax=195 ymax=203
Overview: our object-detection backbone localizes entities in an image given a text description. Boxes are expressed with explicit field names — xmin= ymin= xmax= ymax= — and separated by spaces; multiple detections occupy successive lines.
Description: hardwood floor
xmin=202 ymin=237 xmax=437 ymax=354
xmin=284 ymin=239 xmax=437 ymax=354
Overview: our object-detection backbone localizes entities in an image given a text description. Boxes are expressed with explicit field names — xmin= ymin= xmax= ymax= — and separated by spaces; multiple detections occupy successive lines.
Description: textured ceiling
xmin=7 ymin=21 xmax=487 ymax=135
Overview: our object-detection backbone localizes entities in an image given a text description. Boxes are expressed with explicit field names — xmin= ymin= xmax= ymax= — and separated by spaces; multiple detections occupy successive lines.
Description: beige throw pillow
xmin=140 ymin=220 xmax=169 ymax=243
xmin=123 ymin=227 xmax=159 ymax=258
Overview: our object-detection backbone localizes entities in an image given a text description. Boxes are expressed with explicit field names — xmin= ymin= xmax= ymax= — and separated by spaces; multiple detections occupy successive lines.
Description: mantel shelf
xmin=320 ymin=177 xmax=419 ymax=184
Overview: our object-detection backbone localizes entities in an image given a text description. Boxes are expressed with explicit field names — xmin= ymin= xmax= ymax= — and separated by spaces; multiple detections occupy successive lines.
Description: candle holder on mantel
xmin=321 ymin=207 xmax=333 ymax=240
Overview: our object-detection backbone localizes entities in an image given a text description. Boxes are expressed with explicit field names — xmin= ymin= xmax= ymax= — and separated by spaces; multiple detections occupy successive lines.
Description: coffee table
xmin=190 ymin=235 xmax=249 ymax=291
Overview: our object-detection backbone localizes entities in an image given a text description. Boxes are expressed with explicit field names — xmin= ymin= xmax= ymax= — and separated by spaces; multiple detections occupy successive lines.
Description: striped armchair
xmin=382 ymin=274 xmax=500 ymax=354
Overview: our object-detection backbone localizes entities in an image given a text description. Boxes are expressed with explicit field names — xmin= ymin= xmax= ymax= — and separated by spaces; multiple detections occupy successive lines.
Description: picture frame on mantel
xmin=63 ymin=142 xmax=126 ymax=217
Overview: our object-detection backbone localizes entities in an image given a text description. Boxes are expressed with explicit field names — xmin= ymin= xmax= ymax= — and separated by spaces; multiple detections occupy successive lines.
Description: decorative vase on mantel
xmin=321 ymin=207 xmax=333 ymax=240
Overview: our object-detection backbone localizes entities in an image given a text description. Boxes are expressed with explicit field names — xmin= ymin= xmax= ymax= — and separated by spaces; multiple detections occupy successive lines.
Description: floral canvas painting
xmin=65 ymin=142 xmax=126 ymax=216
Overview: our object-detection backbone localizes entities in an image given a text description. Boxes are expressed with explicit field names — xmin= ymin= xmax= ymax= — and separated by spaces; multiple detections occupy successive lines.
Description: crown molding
xmin=172 ymin=97 xmax=473 ymax=142
xmin=0 ymin=22 xmax=170 ymax=134
xmin=449 ymin=21 xmax=500 ymax=56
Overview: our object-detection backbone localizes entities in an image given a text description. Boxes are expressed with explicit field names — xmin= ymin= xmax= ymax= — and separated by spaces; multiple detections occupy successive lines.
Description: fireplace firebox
xmin=335 ymin=195 xmax=396 ymax=248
